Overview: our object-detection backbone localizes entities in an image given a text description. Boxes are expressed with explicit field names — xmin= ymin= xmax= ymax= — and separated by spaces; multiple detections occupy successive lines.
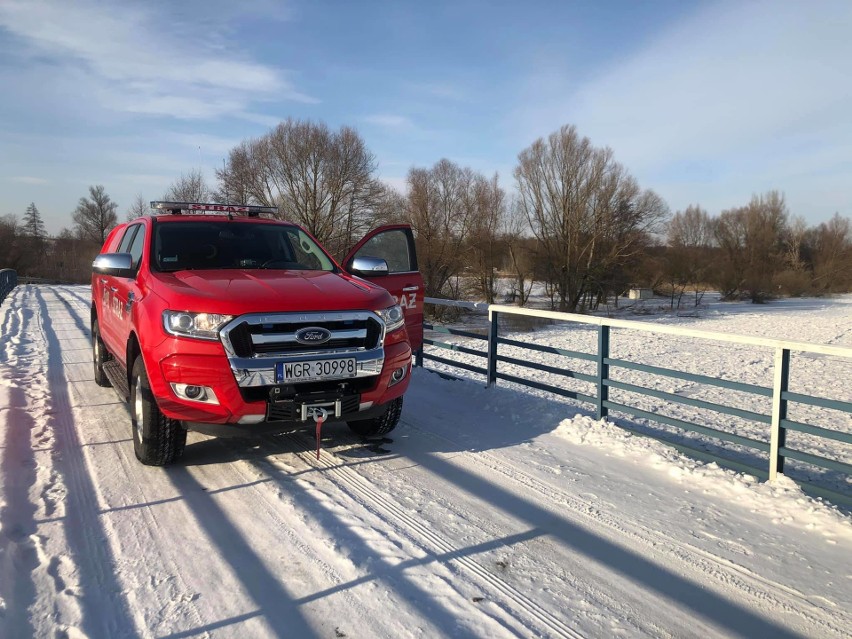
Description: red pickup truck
xmin=91 ymin=202 xmax=423 ymax=465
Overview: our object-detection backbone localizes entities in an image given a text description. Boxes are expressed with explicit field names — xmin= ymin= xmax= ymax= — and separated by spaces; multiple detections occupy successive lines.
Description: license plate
xmin=276 ymin=358 xmax=357 ymax=383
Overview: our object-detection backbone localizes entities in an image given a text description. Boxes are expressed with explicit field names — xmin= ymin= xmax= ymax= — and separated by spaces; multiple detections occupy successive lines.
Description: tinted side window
xmin=127 ymin=225 xmax=145 ymax=269
xmin=117 ymin=225 xmax=139 ymax=254
xmin=354 ymin=230 xmax=414 ymax=273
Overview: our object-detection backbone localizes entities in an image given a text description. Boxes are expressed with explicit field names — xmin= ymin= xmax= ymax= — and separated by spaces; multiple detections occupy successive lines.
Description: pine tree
xmin=23 ymin=202 xmax=46 ymax=239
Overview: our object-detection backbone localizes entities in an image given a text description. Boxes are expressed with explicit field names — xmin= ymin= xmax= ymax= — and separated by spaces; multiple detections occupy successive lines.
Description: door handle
xmin=100 ymin=279 xmax=108 ymax=285
xmin=110 ymin=287 xmax=118 ymax=293
xmin=402 ymin=286 xmax=420 ymax=292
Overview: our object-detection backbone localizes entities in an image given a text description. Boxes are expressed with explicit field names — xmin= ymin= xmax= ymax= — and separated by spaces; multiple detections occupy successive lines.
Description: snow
xmin=1 ymin=285 xmax=851 ymax=638
xmin=422 ymin=294 xmax=852 ymax=498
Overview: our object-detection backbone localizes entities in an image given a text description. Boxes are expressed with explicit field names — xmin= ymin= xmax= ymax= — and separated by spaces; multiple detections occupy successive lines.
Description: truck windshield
xmin=153 ymin=221 xmax=335 ymax=272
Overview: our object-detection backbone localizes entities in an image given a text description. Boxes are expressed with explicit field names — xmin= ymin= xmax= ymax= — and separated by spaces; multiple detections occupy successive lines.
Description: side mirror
xmin=349 ymin=256 xmax=389 ymax=277
xmin=93 ymin=253 xmax=134 ymax=278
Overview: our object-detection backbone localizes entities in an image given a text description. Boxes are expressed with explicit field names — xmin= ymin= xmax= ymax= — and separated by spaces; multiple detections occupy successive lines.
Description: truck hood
xmin=149 ymin=269 xmax=393 ymax=314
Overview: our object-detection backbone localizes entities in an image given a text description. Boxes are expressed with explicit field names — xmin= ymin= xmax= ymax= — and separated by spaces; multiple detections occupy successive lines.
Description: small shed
xmin=628 ymin=288 xmax=653 ymax=300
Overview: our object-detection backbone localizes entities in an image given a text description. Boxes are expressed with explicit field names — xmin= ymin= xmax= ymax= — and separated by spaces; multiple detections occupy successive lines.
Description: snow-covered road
xmin=1 ymin=285 xmax=850 ymax=638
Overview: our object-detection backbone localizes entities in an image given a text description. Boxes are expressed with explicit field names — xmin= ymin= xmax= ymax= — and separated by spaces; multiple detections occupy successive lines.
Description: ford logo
xmin=295 ymin=327 xmax=332 ymax=345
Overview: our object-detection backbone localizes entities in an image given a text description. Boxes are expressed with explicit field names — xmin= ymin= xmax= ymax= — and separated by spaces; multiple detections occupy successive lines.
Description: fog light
xmin=389 ymin=365 xmax=407 ymax=386
xmin=170 ymin=383 xmax=219 ymax=405
xmin=184 ymin=385 xmax=202 ymax=399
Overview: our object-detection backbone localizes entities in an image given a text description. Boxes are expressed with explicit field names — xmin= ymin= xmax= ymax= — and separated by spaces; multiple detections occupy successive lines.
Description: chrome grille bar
xmin=251 ymin=329 xmax=367 ymax=345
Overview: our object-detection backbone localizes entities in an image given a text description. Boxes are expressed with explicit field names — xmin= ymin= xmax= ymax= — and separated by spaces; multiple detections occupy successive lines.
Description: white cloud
xmin=0 ymin=0 xmax=313 ymax=121
xmin=512 ymin=0 xmax=852 ymax=220
xmin=363 ymin=114 xmax=417 ymax=130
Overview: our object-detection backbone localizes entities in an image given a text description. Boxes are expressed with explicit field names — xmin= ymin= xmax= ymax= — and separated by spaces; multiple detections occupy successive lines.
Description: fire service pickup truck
xmin=91 ymin=201 xmax=423 ymax=465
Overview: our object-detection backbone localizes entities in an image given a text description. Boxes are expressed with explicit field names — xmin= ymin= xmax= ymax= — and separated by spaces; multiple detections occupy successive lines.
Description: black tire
xmin=130 ymin=356 xmax=186 ymax=465
xmin=347 ymin=397 xmax=402 ymax=438
xmin=92 ymin=319 xmax=111 ymax=388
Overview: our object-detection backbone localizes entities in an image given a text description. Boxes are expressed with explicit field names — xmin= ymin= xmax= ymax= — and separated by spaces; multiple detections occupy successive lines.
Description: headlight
xmin=377 ymin=304 xmax=405 ymax=332
xmin=163 ymin=311 xmax=233 ymax=340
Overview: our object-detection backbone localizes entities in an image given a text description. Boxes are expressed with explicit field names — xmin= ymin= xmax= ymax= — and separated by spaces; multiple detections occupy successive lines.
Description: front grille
xmin=223 ymin=313 xmax=383 ymax=358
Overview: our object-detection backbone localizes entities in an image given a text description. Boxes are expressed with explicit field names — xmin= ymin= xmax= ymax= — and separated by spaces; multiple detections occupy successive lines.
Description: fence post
xmin=596 ymin=324 xmax=610 ymax=420
xmin=769 ymin=347 xmax=791 ymax=481
xmin=487 ymin=309 xmax=499 ymax=387
xmin=414 ymin=347 xmax=423 ymax=368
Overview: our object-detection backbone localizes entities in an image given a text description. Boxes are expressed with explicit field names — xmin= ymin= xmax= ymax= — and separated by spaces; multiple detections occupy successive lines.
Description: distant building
xmin=628 ymin=288 xmax=653 ymax=300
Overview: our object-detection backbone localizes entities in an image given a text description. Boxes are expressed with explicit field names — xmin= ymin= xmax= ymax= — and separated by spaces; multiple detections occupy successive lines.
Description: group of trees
xmin=3 ymin=118 xmax=851 ymax=304
xmin=643 ymin=195 xmax=852 ymax=308
xmin=2 ymin=187 xmax=118 ymax=282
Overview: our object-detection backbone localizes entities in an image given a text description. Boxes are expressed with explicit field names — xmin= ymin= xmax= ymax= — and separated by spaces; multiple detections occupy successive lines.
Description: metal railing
xmin=0 ymin=269 xmax=16 ymax=305
xmin=417 ymin=297 xmax=852 ymax=507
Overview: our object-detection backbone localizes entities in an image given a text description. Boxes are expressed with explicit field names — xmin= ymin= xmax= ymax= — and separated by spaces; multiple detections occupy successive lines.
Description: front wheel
xmin=130 ymin=356 xmax=186 ymax=465
xmin=347 ymin=397 xmax=402 ymax=438
xmin=92 ymin=320 xmax=111 ymax=387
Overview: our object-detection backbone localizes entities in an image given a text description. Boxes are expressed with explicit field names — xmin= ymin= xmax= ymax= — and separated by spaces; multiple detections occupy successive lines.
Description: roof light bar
xmin=150 ymin=201 xmax=279 ymax=217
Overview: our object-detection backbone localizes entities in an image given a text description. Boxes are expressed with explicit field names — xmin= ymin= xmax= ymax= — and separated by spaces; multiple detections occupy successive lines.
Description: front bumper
xmin=183 ymin=402 xmax=392 ymax=438
xmin=145 ymin=335 xmax=411 ymax=427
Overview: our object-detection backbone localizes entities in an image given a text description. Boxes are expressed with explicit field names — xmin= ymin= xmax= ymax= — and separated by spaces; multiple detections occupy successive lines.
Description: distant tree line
xmin=1 ymin=188 xmax=119 ymax=283
xmin=3 ymin=119 xmax=850 ymax=303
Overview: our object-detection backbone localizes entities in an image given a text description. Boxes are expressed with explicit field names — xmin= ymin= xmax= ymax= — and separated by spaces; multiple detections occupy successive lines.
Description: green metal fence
xmin=417 ymin=298 xmax=852 ymax=508
xmin=0 ymin=269 xmax=16 ymax=305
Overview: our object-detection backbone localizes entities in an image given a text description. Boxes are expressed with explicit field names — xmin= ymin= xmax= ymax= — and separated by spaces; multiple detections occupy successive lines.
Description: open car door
xmin=343 ymin=225 xmax=423 ymax=351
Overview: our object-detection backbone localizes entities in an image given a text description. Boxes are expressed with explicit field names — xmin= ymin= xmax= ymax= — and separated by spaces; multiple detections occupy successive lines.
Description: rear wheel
xmin=347 ymin=397 xmax=402 ymax=437
xmin=130 ymin=356 xmax=186 ymax=465
xmin=92 ymin=319 xmax=111 ymax=387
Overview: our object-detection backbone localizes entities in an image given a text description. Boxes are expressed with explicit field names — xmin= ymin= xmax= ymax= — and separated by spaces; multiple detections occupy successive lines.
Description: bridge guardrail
xmin=0 ymin=269 xmax=17 ymax=306
xmin=417 ymin=297 xmax=852 ymax=508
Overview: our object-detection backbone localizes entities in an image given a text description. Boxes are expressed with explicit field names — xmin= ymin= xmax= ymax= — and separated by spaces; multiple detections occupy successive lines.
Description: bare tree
xmin=714 ymin=191 xmax=788 ymax=302
xmin=0 ymin=214 xmax=23 ymax=270
xmin=401 ymin=159 xmax=480 ymax=299
xmin=465 ymin=173 xmax=506 ymax=303
xmin=72 ymin=185 xmax=119 ymax=246
xmin=515 ymin=124 xmax=667 ymax=312
xmin=502 ymin=201 xmax=535 ymax=305
xmin=669 ymin=204 xmax=713 ymax=248
xmin=371 ymin=184 xmax=407 ymax=226
xmin=713 ymin=207 xmax=748 ymax=299
xmin=809 ymin=213 xmax=852 ymax=294
xmin=665 ymin=204 xmax=715 ymax=307
xmin=163 ymin=168 xmax=215 ymax=203
xmin=126 ymin=194 xmax=149 ymax=221
xmin=773 ymin=215 xmax=812 ymax=296
xmin=217 ymin=119 xmax=385 ymax=258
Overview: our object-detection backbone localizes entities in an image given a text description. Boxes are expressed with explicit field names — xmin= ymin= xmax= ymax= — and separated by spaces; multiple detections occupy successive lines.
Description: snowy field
xmin=1 ymin=285 xmax=851 ymax=638
xmin=423 ymin=294 xmax=852 ymax=499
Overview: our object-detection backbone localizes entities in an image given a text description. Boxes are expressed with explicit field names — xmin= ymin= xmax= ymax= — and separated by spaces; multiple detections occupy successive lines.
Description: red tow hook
xmin=310 ymin=407 xmax=329 ymax=460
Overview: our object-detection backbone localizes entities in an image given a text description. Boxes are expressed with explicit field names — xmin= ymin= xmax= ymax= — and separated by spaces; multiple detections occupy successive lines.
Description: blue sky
xmin=1 ymin=0 xmax=849 ymax=235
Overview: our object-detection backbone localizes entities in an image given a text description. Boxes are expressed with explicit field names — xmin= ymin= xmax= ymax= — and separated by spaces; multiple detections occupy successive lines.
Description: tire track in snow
xmin=49 ymin=286 xmax=212 ymax=636
xmin=400 ymin=417 xmax=850 ymax=639
xmin=175 ymin=433 xmax=460 ymax=638
xmin=0 ymin=286 xmax=26 ymax=365
xmin=0 ymin=289 xmax=40 ymax=639
xmin=274 ymin=431 xmax=586 ymax=639
xmin=280 ymin=429 xmax=686 ymax=638
xmin=35 ymin=287 xmax=139 ymax=637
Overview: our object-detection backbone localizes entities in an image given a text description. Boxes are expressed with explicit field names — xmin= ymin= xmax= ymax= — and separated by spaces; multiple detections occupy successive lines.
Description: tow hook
xmin=307 ymin=406 xmax=329 ymax=460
